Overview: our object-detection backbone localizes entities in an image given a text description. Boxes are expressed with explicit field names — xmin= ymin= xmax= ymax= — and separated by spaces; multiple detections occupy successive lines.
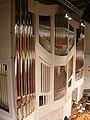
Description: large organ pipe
xmin=15 ymin=24 xmax=20 ymax=98
xmin=15 ymin=24 xmax=22 ymax=120
xmin=15 ymin=0 xmax=35 ymax=119
xmin=15 ymin=25 xmax=36 ymax=119
xmin=32 ymin=28 xmax=35 ymax=93
xmin=25 ymin=26 xmax=29 ymax=95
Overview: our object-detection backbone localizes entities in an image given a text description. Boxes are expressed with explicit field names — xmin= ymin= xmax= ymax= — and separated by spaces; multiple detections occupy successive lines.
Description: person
xmin=84 ymin=116 xmax=88 ymax=120
xmin=64 ymin=116 xmax=69 ymax=120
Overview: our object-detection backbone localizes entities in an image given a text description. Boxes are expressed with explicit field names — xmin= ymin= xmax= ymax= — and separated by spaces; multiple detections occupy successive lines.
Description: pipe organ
xmin=0 ymin=64 xmax=9 ymax=112
xmin=0 ymin=0 xmax=85 ymax=120
xmin=39 ymin=63 xmax=51 ymax=107
xmin=15 ymin=0 xmax=35 ymax=119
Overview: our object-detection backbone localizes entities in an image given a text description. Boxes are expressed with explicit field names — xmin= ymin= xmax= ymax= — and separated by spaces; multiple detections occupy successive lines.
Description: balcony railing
xmin=55 ymin=45 xmax=68 ymax=56
xmin=75 ymin=67 xmax=84 ymax=81
xmin=39 ymin=25 xmax=51 ymax=53
xmin=54 ymin=86 xmax=66 ymax=101
xmin=39 ymin=35 xmax=51 ymax=53
xmin=55 ymin=27 xmax=68 ymax=38
xmin=69 ymin=31 xmax=74 ymax=51
xmin=55 ymin=28 xmax=74 ymax=56
xmin=39 ymin=25 xmax=75 ymax=55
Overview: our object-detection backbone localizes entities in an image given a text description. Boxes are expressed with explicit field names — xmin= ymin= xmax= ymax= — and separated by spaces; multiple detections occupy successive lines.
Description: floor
xmin=76 ymin=112 xmax=90 ymax=120
xmin=70 ymin=96 xmax=90 ymax=120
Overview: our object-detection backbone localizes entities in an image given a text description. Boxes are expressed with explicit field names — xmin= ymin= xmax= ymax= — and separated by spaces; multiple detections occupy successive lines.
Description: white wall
xmin=84 ymin=55 xmax=90 ymax=89
xmin=0 ymin=0 xmax=16 ymax=120
xmin=85 ymin=23 xmax=90 ymax=54
xmin=84 ymin=23 xmax=90 ymax=89
xmin=61 ymin=94 xmax=72 ymax=119
xmin=24 ymin=111 xmax=36 ymax=120
xmin=76 ymin=85 xmax=82 ymax=102
xmin=0 ymin=0 xmax=11 ymax=59
xmin=39 ymin=109 xmax=60 ymax=120
xmin=72 ymin=88 xmax=78 ymax=101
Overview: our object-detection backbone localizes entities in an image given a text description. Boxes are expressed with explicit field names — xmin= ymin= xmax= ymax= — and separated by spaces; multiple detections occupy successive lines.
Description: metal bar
xmin=29 ymin=26 xmax=32 ymax=113
xmin=31 ymin=27 xmax=33 ymax=94
xmin=32 ymin=33 xmax=35 ymax=93
xmin=21 ymin=26 xmax=25 ymax=96
xmin=41 ymin=63 xmax=42 ymax=92
xmin=15 ymin=25 xmax=20 ymax=97
xmin=29 ymin=27 xmax=31 ymax=94
xmin=57 ymin=0 xmax=80 ymax=15
xmin=25 ymin=26 xmax=29 ymax=95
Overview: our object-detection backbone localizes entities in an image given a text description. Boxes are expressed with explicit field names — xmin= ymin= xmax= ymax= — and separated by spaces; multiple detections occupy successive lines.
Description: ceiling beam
xmin=57 ymin=0 xmax=80 ymax=15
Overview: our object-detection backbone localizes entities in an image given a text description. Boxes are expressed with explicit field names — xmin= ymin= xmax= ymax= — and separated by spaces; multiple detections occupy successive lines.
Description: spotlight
xmin=65 ymin=14 xmax=68 ymax=19
xmin=68 ymin=17 xmax=72 ymax=20
xmin=65 ymin=14 xmax=72 ymax=20
xmin=81 ymin=22 xmax=85 ymax=27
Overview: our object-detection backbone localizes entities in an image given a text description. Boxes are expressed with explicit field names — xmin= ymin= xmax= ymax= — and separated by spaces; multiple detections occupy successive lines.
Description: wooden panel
xmin=68 ymin=57 xmax=73 ymax=79
xmin=54 ymin=66 xmax=67 ymax=101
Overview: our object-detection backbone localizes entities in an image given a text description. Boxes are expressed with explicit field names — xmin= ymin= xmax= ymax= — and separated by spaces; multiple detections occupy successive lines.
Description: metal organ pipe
xmin=15 ymin=25 xmax=35 ymax=119
xmin=15 ymin=0 xmax=35 ymax=119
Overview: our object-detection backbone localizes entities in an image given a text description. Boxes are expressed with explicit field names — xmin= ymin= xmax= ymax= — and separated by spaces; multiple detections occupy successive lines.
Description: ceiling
xmin=36 ymin=0 xmax=90 ymax=23
xmin=69 ymin=0 xmax=90 ymax=10
xmin=36 ymin=0 xmax=90 ymax=10
xmin=69 ymin=0 xmax=90 ymax=23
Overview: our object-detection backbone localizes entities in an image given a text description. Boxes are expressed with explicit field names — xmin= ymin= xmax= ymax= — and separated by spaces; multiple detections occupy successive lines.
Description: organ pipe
xmin=15 ymin=0 xmax=35 ymax=119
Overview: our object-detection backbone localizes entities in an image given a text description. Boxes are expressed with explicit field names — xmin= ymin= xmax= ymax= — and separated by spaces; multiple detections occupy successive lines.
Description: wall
xmin=84 ymin=23 xmax=90 ymax=89
xmin=39 ymin=109 xmax=60 ymax=120
xmin=76 ymin=85 xmax=83 ymax=102
xmin=0 ymin=0 xmax=11 ymax=59
xmin=61 ymin=94 xmax=72 ymax=119
xmin=84 ymin=55 xmax=90 ymax=89
xmin=72 ymin=88 xmax=78 ymax=101
xmin=85 ymin=23 xmax=90 ymax=54
xmin=0 ymin=0 xmax=15 ymax=120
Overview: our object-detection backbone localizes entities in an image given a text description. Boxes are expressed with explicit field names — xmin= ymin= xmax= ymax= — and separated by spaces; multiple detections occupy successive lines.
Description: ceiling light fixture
xmin=81 ymin=22 xmax=85 ymax=27
xmin=65 ymin=14 xmax=68 ymax=19
xmin=65 ymin=14 xmax=72 ymax=20
xmin=68 ymin=17 xmax=72 ymax=20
